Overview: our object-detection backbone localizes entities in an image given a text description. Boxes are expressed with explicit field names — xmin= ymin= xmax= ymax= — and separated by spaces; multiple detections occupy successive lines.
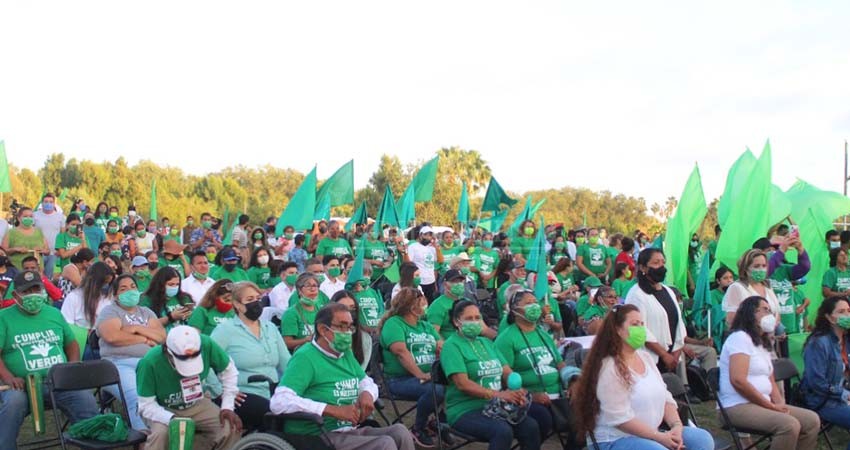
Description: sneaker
xmin=411 ymin=427 xmax=435 ymax=448
xmin=440 ymin=427 xmax=456 ymax=446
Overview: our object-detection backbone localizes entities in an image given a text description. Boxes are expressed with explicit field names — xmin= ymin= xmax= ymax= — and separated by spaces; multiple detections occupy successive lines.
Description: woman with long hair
xmin=331 ymin=289 xmax=371 ymax=370
xmin=723 ymin=248 xmax=780 ymax=328
xmin=573 ymin=303 xmax=713 ymax=449
xmin=187 ymin=279 xmax=235 ymax=335
xmin=61 ymin=261 xmax=115 ymax=329
xmin=140 ymin=266 xmax=194 ymax=330
xmin=719 ymin=296 xmax=819 ymax=450
xmin=391 ymin=261 xmax=423 ymax=302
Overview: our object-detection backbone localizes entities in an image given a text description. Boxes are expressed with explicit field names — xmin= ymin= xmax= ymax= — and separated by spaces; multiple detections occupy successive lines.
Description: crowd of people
xmin=1 ymin=193 xmax=850 ymax=450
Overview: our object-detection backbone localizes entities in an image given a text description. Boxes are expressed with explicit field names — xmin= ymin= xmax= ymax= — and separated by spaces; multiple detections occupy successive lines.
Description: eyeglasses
xmin=302 ymin=283 xmax=319 ymax=289
xmin=328 ymin=323 xmax=355 ymax=332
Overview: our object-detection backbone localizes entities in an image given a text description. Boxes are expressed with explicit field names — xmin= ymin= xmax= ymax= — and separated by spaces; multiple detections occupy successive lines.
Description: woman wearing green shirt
xmin=281 ymin=273 xmax=322 ymax=352
xmin=246 ymin=247 xmax=275 ymax=292
xmin=211 ymin=281 xmax=291 ymax=432
xmin=55 ymin=213 xmax=88 ymax=269
xmin=823 ymin=247 xmax=850 ymax=298
xmin=442 ymin=300 xmax=541 ymax=450
xmin=188 ymin=279 xmax=235 ymax=335
xmin=2 ymin=207 xmax=49 ymax=269
xmin=581 ymin=286 xmax=619 ymax=335
xmin=378 ymin=288 xmax=444 ymax=446
xmin=140 ymin=266 xmax=194 ymax=331
xmin=495 ymin=289 xmax=571 ymax=444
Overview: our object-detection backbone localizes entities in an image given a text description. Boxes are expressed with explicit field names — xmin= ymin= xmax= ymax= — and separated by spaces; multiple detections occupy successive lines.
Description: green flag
xmin=221 ymin=215 xmax=240 ymax=246
xmin=383 ymin=260 xmax=400 ymax=283
xmin=411 ymin=156 xmax=439 ymax=202
xmin=768 ymin=184 xmax=792 ymax=229
xmin=345 ymin=243 xmax=367 ymax=289
xmin=715 ymin=141 xmax=773 ymax=274
xmin=691 ymin=251 xmax=712 ymax=332
xmin=474 ymin=208 xmax=509 ymax=233
xmin=345 ymin=201 xmax=368 ymax=232
xmin=149 ymin=179 xmax=158 ymax=221
xmin=717 ymin=149 xmax=757 ymax=228
xmin=509 ymin=196 xmax=532 ymax=235
xmin=314 ymin=192 xmax=331 ymax=221
xmin=530 ymin=198 xmax=546 ymax=219
xmin=221 ymin=205 xmax=230 ymax=241
xmin=481 ymin=176 xmax=517 ymax=212
xmin=316 ymin=160 xmax=354 ymax=207
xmin=456 ymin=182 xmax=470 ymax=225
xmin=376 ymin=185 xmax=401 ymax=231
xmin=525 ymin=218 xmax=547 ymax=272
xmin=58 ymin=188 xmax=69 ymax=204
xmin=0 ymin=141 xmax=11 ymax=193
xmin=530 ymin=219 xmax=550 ymax=301
xmin=275 ymin=166 xmax=317 ymax=236
xmin=663 ymin=164 xmax=707 ymax=292
xmin=396 ymin=183 xmax=416 ymax=228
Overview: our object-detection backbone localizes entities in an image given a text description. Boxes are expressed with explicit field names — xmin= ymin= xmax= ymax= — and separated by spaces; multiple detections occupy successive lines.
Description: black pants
xmin=215 ymin=392 xmax=271 ymax=432
xmin=421 ymin=282 xmax=438 ymax=304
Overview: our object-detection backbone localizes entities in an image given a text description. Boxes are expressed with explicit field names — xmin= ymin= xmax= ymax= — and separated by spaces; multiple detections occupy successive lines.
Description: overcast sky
xmin=1 ymin=1 xmax=848 ymax=207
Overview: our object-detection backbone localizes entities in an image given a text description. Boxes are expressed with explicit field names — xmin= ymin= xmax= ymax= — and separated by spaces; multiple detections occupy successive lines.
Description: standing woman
xmin=246 ymin=247 xmax=275 ymax=292
xmin=54 ymin=214 xmax=88 ymax=269
xmin=723 ymin=249 xmax=780 ymax=328
xmin=140 ymin=266 xmax=194 ymax=330
xmin=188 ymin=279 xmax=236 ymax=335
xmin=573 ymin=304 xmax=713 ymax=449
xmin=3 ymin=206 xmax=50 ymax=269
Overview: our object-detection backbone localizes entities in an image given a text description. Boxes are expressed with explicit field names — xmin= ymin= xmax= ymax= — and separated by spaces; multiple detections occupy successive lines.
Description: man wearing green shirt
xmin=496 ymin=261 xmax=527 ymax=321
xmin=136 ymin=325 xmax=242 ymax=450
xmin=0 ymin=270 xmax=99 ymax=448
xmin=316 ymin=220 xmax=353 ymax=259
xmin=575 ymin=228 xmax=611 ymax=282
xmin=475 ymin=233 xmax=501 ymax=290
xmin=363 ymin=231 xmax=392 ymax=282
xmin=348 ymin=263 xmax=385 ymax=333
xmin=427 ymin=270 xmax=496 ymax=340
xmin=270 ymin=303 xmax=414 ymax=450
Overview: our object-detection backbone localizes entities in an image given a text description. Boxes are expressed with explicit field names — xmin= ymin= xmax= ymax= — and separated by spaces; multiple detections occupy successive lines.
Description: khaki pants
xmin=687 ymin=344 xmax=717 ymax=371
xmin=720 ymin=402 xmax=820 ymax=450
xmin=145 ymin=397 xmax=242 ymax=450
xmin=324 ymin=424 xmax=415 ymax=450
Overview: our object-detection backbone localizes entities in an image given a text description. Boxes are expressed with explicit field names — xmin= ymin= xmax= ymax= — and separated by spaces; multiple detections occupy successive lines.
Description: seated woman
xmin=58 ymin=248 xmax=96 ymax=298
xmin=801 ymin=296 xmax=850 ymax=443
xmin=719 ymin=296 xmax=819 ymax=450
xmin=378 ymin=287 xmax=444 ymax=447
xmin=442 ymin=300 xmax=541 ymax=450
xmin=60 ymin=261 xmax=116 ymax=359
xmin=581 ymin=286 xmax=619 ymax=335
xmin=211 ymin=281 xmax=290 ymax=432
xmin=495 ymin=289 xmax=573 ymax=444
xmin=391 ymin=261 xmax=423 ymax=303
xmin=331 ymin=290 xmax=372 ymax=370
xmin=95 ymin=273 xmax=165 ymax=430
xmin=573 ymin=303 xmax=714 ymax=450
xmin=188 ymin=279 xmax=235 ymax=335
xmin=140 ymin=266 xmax=195 ymax=331
xmin=280 ymin=273 xmax=322 ymax=352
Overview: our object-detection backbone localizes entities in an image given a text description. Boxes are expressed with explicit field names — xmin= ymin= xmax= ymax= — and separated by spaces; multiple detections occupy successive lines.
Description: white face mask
xmin=589 ymin=288 xmax=599 ymax=299
xmin=257 ymin=255 xmax=269 ymax=265
xmin=759 ymin=314 xmax=777 ymax=334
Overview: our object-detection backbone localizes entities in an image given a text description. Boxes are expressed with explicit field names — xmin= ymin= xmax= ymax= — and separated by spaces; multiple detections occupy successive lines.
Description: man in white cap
xmin=136 ymin=325 xmax=242 ymax=449
xmin=403 ymin=225 xmax=442 ymax=303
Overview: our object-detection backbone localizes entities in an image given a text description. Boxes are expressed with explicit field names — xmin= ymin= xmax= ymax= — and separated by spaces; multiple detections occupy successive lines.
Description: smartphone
xmin=789 ymin=225 xmax=799 ymax=239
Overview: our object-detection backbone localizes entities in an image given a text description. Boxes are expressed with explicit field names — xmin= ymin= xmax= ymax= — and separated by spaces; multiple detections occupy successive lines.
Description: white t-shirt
xmin=718 ymin=331 xmax=774 ymax=409
xmin=594 ymin=349 xmax=676 ymax=442
xmin=269 ymin=281 xmax=295 ymax=311
xmin=320 ymin=276 xmax=346 ymax=300
xmin=391 ymin=283 xmax=425 ymax=300
xmin=60 ymin=289 xmax=111 ymax=328
xmin=181 ymin=275 xmax=216 ymax=305
xmin=407 ymin=242 xmax=437 ymax=285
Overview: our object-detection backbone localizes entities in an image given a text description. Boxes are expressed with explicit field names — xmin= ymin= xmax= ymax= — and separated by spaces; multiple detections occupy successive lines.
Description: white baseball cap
xmin=165 ymin=325 xmax=203 ymax=377
xmin=419 ymin=226 xmax=434 ymax=235
xmin=450 ymin=252 xmax=473 ymax=267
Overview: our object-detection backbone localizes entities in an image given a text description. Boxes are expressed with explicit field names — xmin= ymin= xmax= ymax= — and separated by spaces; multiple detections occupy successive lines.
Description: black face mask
xmin=419 ymin=238 xmax=431 ymax=246
xmin=224 ymin=263 xmax=237 ymax=272
xmin=243 ymin=301 xmax=263 ymax=321
xmin=148 ymin=262 xmax=158 ymax=271
xmin=85 ymin=218 xmax=95 ymax=226
xmin=646 ymin=266 xmax=667 ymax=283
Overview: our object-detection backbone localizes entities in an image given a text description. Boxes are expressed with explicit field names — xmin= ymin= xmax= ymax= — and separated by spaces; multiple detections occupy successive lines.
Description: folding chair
xmin=369 ymin=341 xmax=417 ymax=425
xmin=773 ymin=358 xmax=835 ymax=450
xmin=430 ymin=360 xmax=485 ymax=450
xmin=661 ymin=372 xmax=732 ymax=450
xmin=46 ymin=360 xmax=147 ymax=450
xmin=707 ymin=367 xmax=773 ymax=450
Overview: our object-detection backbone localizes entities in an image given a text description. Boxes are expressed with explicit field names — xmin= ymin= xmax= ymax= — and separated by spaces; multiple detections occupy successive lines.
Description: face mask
xmin=242 ymin=300 xmax=263 ymax=320
xmin=300 ymin=296 xmax=317 ymax=307
xmin=520 ymin=303 xmax=542 ymax=322
xmin=68 ymin=225 xmax=79 ymax=234
xmin=128 ymin=210 xmax=136 ymax=217
xmin=690 ymin=240 xmax=699 ymax=248
xmin=136 ymin=230 xmax=146 ymax=238
xmin=148 ymin=262 xmax=158 ymax=271
xmin=85 ymin=218 xmax=95 ymax=226
xmin=412 ymin=276 xmax=421 ymax=287
xmin=576 ymin=237 xmax=586 ymax=245
xmin=837 ymin=316 xmax=850 ymax=330
xmin=625 ymin=325 xmax=647 ymax=349
xmin=284 ymin=233 xmax=294 ymax=240
xmin=117 ymin=289 xmax=141 ymax=308
xmin=19 ymin=292 xmax=47 ymax=314
xmin=624 ymin=269 xmax=632 ymax=279
xmin=186 ymin=220 xmax=194 ymax=226
xmin=216 ymin=297 xmax=233 ymax=314
xmin=483 ymin=240 xmax=493 ymax=249
xmin=750 ymin=268 xmax=767 ymax=282
xmin=325 ymin=328 xmax=353 ymax=353
xmin=170 ymin=228 xmax=179 ymax=236
xmin=42 ymin=203 xmax=54 ymax=212
xmin=460 ymin=320 xmax=482 ymax=338
xmin=253 ymin=233 xmax=263 ymax=240
xmin=646 ymin=266 xmax=667 ymax=283
xmin=20 ymin=217 xmax=34 ymax=228
xmin=449 ymin=282 xmax=465 ymax=297
xmin=202 ymin=220 xmax=212 ymax=229
xmin=108 ymin=226 xmax=119 ymax=234
xmin=524 ymin=227 xmax=535 ymax=236
xmin=831 ymin=241 xmax=841 ymax=249
xmin=148 ymin=226 xmax=157 ymax=233
xmin=443 ymin=241 xmax=454 ymax=248
xmin=554 ymin=242 xmax=566 ymax=250
xmin=460 ymin=267 xmax=471 ymax=275
xmin=328 ymin=267 xmax=341 ymax=278
xmin=257 ymin=255 xmax=269 ymax=265
xmin=420 ymin=238 xmax=431 ymax=246
xmin=194 ymin=271 xmax=207 ymax=280
xmin=206 ymin=252 xmax=216 ymax=262
xmin=110 ymin=212 xmax=119 ymax=218
xmin=759 ymin=314 xmax=777 ymax=333
xmin=285 ymin=274 xmax=298 ymax=286
xmin=165 ymin=286 xmax=179 ymax=297
xmin=467 ymin=247 xmax=476 ymax=254
xmin=588 ymin=236 xmax=599 ymax=245
xmin=315 ymin=274 xmax=326 ymax=284
xmin=224 ymin=263 xmax=237 ymax=272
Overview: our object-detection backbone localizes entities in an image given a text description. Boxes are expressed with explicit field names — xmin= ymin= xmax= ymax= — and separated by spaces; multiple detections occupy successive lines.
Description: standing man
xmin=190 ymin=213 xmax=223 ymax=252
xmin=231 ymin=215 xmax=250 ymax=263
xmin=404 ymin=226 xmax=443 ymax=302
xmin=33 ymin=192 xmax=65 ymax=279
xmin=182 ymin=216 xmax=196 ymax=248
xmin=315 ymin=220 xmax=353 ymax=259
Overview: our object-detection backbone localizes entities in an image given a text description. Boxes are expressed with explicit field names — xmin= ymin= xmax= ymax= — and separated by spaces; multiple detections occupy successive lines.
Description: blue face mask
xmin=165 ymin=286 xmax=179 ymax=297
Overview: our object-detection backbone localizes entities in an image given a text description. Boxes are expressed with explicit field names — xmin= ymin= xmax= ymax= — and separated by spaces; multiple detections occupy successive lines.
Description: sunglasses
xmin=169 ymin=349 xmax=201 ymax=360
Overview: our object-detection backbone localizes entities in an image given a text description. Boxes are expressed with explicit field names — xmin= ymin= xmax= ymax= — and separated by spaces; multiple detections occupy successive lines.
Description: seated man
xmin=270 ymin=303 xmax=414 ymax=450
xmin=0 ymin=270 xmax=99 ymax=449
xmin=136 ymin=325 xmax=242 ymax=450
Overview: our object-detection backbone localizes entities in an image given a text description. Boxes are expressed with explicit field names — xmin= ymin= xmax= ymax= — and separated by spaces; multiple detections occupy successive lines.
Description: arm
xmin=729 ymin=353 xmax=779 ymax=410
xmin=803 ymin=337 xmax=844 ymax=400
xmin=789 ymin=250 xmax=811 ymax=280
xmin=98 ymin=318 xmax=151 ymax=347
xmin=284 ymin=335 xmax=311 ymax=352
xmin=576 ymin=255 xmax=593 ymax=277
xmin=134 ymin=318 xmax=166 ymax=343
xmin=64 ymin=266 xmax=82 ymax=287
xmin=603 ymin=255 xmax=612 ymax=277
xmin=217 ymin=360 xmax=239 ymax=411
xmin=138 ymin=396 xmax=174 ymax=425
xmin=64 ymin=340 xmax=81 ymax=362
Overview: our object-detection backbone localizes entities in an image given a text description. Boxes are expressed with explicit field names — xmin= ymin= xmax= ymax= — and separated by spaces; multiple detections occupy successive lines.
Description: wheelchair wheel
xmin=230 ymin=432 xmax=296 ymax=450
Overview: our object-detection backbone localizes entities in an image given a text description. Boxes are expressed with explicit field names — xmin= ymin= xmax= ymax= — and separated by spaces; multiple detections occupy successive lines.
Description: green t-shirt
xmin=426 ymin=295 xmax=458 ymax=340
xmin=363 ymin=239 xmax=389 ymax=280
xmin=576 ymin=244 xmax=609 ymax=276
xmin=281 ymin=303 xmax=318 ymax=339
xmin=548 ymin=252 xmax=568 ymax=267
xmin=135 ymin=335 xmax=231 ymax=411
xmin=555 ymin=273 xmax=575 ymax=293
xmin=355 ymin=288 xmax=385 ymax=329
xmin=576 ymin=294 xmax=591 ymax=317
xmin=159 ymin=258 xmax=186 ymax=279
xmin=315 ymin=237 xmax=352 ymax=258
xmin=441 ymin=334 xmax=507 ymax=425
xmin=823 ymin=267 xmax=850 ymax=293
xmin=279 ymin=343 xmax=366 ymax=434
xmin=0 ymin=306 xmax=74 ymax=377
xmin=494 ymin=324 xmax=563 ymax=395
xmin=510 ymin=236 xmax=535 ymax=259
xmin=187 ymin=306 xmax=235 ymax=336
xmin=438 ymin=245 xmax=463 ymax=275
xmin=210 ymin=266 xmax=250 ymax=283
xmin=582 ymin=304 xmax=609 ymax=322
xmin=379 ymin=316 xmax=440 ymax=377
xmin=7 ymin=228 xmax=46 ymax=269
xmin=770 ymin=265 xmax=794 ymax=319
xmin=606 ymin=246 xmax=620 ymax=261
xmin=247 ymin=267 xmax=275 ymax=290
xmin=779 ymin=288 xmax=805 ymax=334
xmin=611 ymin=278 xmax=636 ymax=299
xmin=475 ymin=250 xmax=500 ymax=289
xmin=55 ymin=232 xmax=84 ymax=268
xmin=140 ymin=294 xmax=192 ymax=331
xmin=134 ymin=270 xmax=153 ymax=294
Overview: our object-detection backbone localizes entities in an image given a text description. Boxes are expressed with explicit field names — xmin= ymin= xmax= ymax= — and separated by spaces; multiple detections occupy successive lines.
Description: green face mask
xmin=315 ymin=274 xmax=326 ymax=284
xmin=110 ymin=250 xmax=122 ymax=257
xmin=524 ymin=227 xmax=535 ymax=236
xmin=136 ymin=230 xmax=146 ymax=238
xmin=110 ymin=212 xmax=119 ymax=218
xmin=750 ymin=268 xmax=767 ymax=282
xmin=187 ymin=220 xmax=194 ymax=226
xmin=576 ymin=237 xmax=586 ymax=245
xmin=837 ymin=316 xmax=850 ymax=330
xmin=253 ymin=233 xmax=263 ymax=240
xmin=625 ymin=325 xmax=647 ymax=349
xmin=460 ymin=267 xmax=471 ymax=275
xmin=68 ymin=225 xmax=78 ymax=234
xmin=19 ymin=292 xmax=47 ymax=314
xmin=193 ymin=271 xmax=207 ymax=280
xmin=449 ymin=282 xmax=465 ymax=297
xmin=460 ymin=320 xmax=482 ymax=338
xmin=20 ymin=217 xmax=35 ymax=228
xmin=117 ymin=289 xmax=141 ymax=308
xmin=108 ymin=226 xmax=119 ymax=234
xmin=284 ymin=233 xmax=294 ymax=240
xmin=588 ymin=236 xmax=599 ymax=245
xmin=483 ymin=240 xmax=493 ymax=249
xmin=285 ymin=274 xmax=298 ymax=286
xmin=202 ymin=220 xmax=212 ymax=229
xmin=412 ymin=276 xmax=421 ymax=287
xmin=206 ymin=252 xmax=216 ymax=262
xmin=326 ymin=328 xmax=353 ymax=353
xmin=328 ymin=267 xmax=342 ymax=278
xmin=300 ymin=296 xmax=317 ymax=307
xmin=555 ymin=242 xmax=566 ymax=250
xmin=520 ymin=303 xmax=542 ymax=322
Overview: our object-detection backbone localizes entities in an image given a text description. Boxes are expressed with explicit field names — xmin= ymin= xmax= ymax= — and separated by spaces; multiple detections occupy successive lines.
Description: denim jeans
xmin=43 ymin=254 xmax=57 ymax=280
xmin=817 ymin=403 xmax=850 ymax=450
xmin=527 ymin=402 xmax=552 ymax=440
xmin=453 ymin=410 xmax=541 ymax=450
xmin=103 ymin=356 xmax=145 ymax=430
xmin=0 ymin=384 xmax=99 ymax=449
xmin=594 ymin=426 xmax=714 ymax=450
xmin=387 ymin=375 xmax=445 ymax=430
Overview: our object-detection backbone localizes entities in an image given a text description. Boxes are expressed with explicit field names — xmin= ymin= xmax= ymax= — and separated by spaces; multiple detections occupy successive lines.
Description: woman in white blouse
xmin=722 ymin=249 xmax=780 ymax=328
xmin=60 ymin=261 xmax=115 ymax=359
xmin=573 ymin=303 xmax=713 ymax=450
xmin=718 ymin=296 xmax=819 ymax=450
